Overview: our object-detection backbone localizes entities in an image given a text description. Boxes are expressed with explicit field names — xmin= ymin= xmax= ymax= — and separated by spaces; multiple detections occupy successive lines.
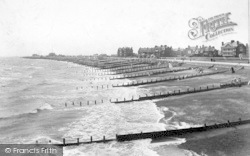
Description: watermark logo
xmin=188 ymin=12 xmax=237 ymax=41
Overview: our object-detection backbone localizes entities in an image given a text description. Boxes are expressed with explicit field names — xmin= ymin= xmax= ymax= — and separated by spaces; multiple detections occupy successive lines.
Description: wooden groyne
xmin=112 ymin=81 xmax=247 ymax=103
xmin=111 ymin=62 xmax=215 ymax=75
xmin=113 ymin=70 xmax=227 ymax=87
xmin=65 ymin=81 xmax=248 ymax=107
xmin=110 ymin=67 xmax=191 ymax=80
xmin=111 ymin=64 xmax=170 ymax=75
xmin=103 ymin=62 xmax=149 ymax=69
xmin=111 ymin=64 xmax=150 ymax=71
xmin=109 ymin=64 xmax=150 ymax=71
xmin=116 ymin=118 xmax=249 ymax=141
xmin=55 ymin=118 xmax=250 ymax=146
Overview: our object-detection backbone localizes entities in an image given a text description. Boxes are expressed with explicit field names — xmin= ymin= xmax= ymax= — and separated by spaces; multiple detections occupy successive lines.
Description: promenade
xmin=164 ymin=58 xmax=250 ymax=67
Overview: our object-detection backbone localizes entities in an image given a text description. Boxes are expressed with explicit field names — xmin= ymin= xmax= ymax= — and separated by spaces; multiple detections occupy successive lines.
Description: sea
xmin=0 ymin=57 xmax=250 ymax=156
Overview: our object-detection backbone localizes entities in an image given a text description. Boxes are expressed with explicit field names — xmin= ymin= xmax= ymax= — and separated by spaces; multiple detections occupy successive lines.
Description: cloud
xmin=0 ymin=0 xmax=248 ymax=56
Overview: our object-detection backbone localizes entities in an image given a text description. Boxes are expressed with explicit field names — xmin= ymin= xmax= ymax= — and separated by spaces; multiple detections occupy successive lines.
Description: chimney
xmin=222 ymin=42 xmax=224 ymax=45
xmin=237 ymin=41 xmax=239 ymax=45
xmin=231 ymin=40 xmax=234 ymax=43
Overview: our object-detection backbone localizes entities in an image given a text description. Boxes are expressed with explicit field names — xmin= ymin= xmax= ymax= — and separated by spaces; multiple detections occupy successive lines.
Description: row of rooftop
xmin=31 ymin=40 xmax=249 ymax=59
xmin=118 ymin=40 xmax=249 ymax=58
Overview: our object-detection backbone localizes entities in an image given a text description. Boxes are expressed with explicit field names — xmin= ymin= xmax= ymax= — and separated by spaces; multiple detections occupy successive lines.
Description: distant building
xmin=221 ymin=40 xmax=247 ymax=57
xmin=246 ymin=44 xmax=249 ymax=58
xmin=199 ymin=46 xmax=218 ymax=57
xmin=98 ymin=54 xmax=109 ymax=59
xmin=32 ymin=54 xmax=40 ymax=57
xmin=138 ymin=45 xmax=173 ymax=58
xmin=174 ymin=45 xmax=218 ymax=57
xmin=172 ymin=48 xmax=185 ymax=57
xmin=48 ymin=53 xmax=56 ymax=57
xmin=117 ymin=47 xmax=134 ymax=57
xmin=179 ymin=45 xmax=199 ymax=57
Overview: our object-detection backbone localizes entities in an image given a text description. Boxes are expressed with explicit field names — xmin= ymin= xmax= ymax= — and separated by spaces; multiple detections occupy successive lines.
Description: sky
xmin=0 ymin=0 xmax=249 ymax=56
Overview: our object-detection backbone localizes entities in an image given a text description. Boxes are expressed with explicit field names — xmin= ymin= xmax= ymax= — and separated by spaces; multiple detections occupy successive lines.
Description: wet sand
xmin=135 ymin=63 xmax=250 ymax=156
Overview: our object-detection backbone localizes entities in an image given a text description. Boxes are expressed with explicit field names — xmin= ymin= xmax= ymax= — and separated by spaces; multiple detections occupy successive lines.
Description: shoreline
xmin=20 ymin=57 xmax=250 ymax=156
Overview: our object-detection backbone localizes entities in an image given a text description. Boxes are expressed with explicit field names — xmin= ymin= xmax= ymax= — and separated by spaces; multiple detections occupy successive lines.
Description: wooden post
xmin=103 ymin=136 xmax=105 ymax=142
xmin=72 ymin=102 xmax=74 ymax=105
xmin=63 ymin=138 xmax=66 ymax=145
xmin=80 ymin=102 xmax=82 ymax=106
xmin=95 ymin=100 xmax=96 ymax=104
xmin=65 ymin=103 xmax=67 ymax=107
xmin=90 ymin=136 xmax=93 ymax=142
xmin=87 ymin=101 xmax=89 ymax=105
xmin=77 ymin=138 xmax=79 ymax=144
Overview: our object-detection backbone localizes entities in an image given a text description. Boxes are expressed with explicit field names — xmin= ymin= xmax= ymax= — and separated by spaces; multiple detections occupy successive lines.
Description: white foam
xmin=25 ymin=135 xmax=61 ymax=144
xmin=64 ymin=148 xmax=87 ymax=156
xmin=170 ymin=121 xmax=202 ymax=129
xmin=30 ymin=103 xmax=53 ymax=114
xmin=38 ymin=103 xmax=53 ymax=110
xmin=150 ymin=138 xmax=186 ymax=147
xmin=183 ymin=149 xmax=205 ymax=156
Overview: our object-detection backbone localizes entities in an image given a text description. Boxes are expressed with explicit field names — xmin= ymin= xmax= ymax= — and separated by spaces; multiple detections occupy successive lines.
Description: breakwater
xmin=65 ymin=81 xmax=248 ymax=107
xmin=116 ymin=118 xmax=249 ymax=141
xmin=109 ymin=64 xmax=150 ymax=71
xmin=110 ymin=67 xmax=191 ymax=79
xmin=103 ymin=62 xmax=147 ymax=69
xmin=113 ymin=70 xmax=228 ymax=87
xmin=55 ymin=118 xmax=250 ymax=146
xmin=112 ymin=81 xmax=247 ymax=103
xmin=111 ymin=64 xmax=170 ymax=74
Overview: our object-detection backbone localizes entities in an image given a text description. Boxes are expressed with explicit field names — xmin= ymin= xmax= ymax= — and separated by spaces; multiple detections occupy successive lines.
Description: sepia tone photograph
xmin=0 ymin=0 xmax=250 ymax=155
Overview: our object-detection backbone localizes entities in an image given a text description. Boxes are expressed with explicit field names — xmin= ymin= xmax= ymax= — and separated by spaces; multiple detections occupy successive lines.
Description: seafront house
xmin=181 ymin=45 xmax=199 ymax=57
xmin=172 ymin=48 xmax=185 ymax=57
xmin=117 ymin=47 xmax=134 ymax=57
xmin=138 ymin=45 xmax=173 ymax=58
xmin=200 ymin=46 xmax=219 ymax=57
xmin=221 ymin=40 xmax=247 ymax=57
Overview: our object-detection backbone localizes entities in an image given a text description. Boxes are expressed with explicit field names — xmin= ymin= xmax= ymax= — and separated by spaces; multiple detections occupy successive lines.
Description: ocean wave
xmin=31 ymin=103 xmax=53 ymax=114
xmin=64 ymin=148 xmax=88 ymax=156
xmin=169 ymin=121 xmax=202 ymax=130
xmin=183 ymin=149 xmax=206 ymax=156
xmin=25 ymin=135 xmax=61 ymax=144
xmin=63 ymin=139 xmax=160 ymax=156
xmin=150 ymin=137 xmax=186 ymax=147
xmin=0 ymin=103 xmax=53 ymax=120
